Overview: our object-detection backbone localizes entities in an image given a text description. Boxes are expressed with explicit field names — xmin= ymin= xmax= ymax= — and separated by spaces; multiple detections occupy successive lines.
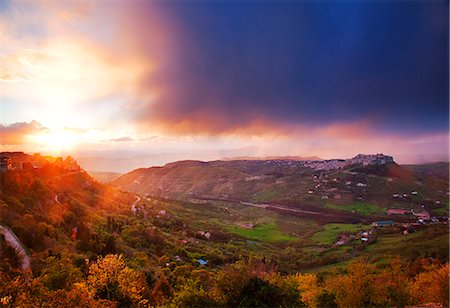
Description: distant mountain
xmin=111 ymin=154 xmax=448 ymax=218
xmin=88 ymin=171 xmax=123 ymax=183
xmin=222 ymin=155 xmax=323 ymax=161
xmin=72 ymin=147 xmax=259 ymax=173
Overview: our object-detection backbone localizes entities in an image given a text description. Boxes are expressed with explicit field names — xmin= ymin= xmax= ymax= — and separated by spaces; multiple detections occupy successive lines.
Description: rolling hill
xmin=1 ymin=152 xmax=448 ymax=307
xmin=111 ymin=154 xmax=449 ymax=221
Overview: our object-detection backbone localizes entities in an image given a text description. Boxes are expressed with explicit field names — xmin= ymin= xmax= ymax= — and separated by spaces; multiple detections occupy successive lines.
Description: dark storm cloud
xmin=134 ymin=1 xmax=448 ymax=135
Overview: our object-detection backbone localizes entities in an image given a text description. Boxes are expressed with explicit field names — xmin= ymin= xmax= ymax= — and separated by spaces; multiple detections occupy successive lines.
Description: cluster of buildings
xmin=392 ymin=191 xmax=419 ymax=199
xmin=0 ymin=155 xmax=12 ymax=172
xmin=225 ymin=153 xmax=395 ymax=172
xmin=335 ymin=229 xmax=374 ymax=246
xmin=348 ymin=154 xmax=394 ymax=166
xmin=0 ymin=152 xmax=80 ymax=172
xmin=308 ymin=175 xmax=369 ymax=200
xmin=301 ymin=154 xmax=394 ymax=171
xmin=386 ymin=207 xmax=431 ymax=222
xmin=303 ymin=159 xmax=347 ymax=171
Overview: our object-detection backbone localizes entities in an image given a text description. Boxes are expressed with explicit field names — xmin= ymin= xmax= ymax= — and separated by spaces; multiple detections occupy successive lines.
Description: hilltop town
xmin=301 ymin=153 xmax=394 ymax=170
xmin=0 ymin=152 xmax=80 ymax=172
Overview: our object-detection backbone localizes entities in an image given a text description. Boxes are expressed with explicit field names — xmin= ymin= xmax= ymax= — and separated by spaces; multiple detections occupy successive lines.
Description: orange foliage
xmin=409 ymin=263 xmax=449 ymax=306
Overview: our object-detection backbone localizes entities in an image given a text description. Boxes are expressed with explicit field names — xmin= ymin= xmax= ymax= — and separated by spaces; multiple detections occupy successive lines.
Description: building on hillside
xmin=0 ymin=155 xmax=12 ymax=172
xmin=412 ymin=211 xmax=430 ymax=220
xmin=197 ymin=259 xmax=208 ymax=265
xmin=372 ymin=220 xmax=395 ymax=227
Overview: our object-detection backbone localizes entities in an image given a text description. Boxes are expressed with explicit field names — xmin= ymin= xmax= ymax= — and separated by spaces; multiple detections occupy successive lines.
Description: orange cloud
xmin=0 ymin=121 xmax=46 ymax=145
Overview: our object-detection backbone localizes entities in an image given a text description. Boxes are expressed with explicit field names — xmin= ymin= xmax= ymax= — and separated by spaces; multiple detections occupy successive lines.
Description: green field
xmin=227 ymin=222 xmax=297 ymax=242
xmin=433 ymin=206 xmax=449 ymax=215
xmin=365 ymin=227 xmax=449 ymax=258
xmin=311 ymin=223 xmax=369 ymax=244
xmin=251 ymin=189 xmax=281 ymax=203
xmin=324 ymin=202 xmax=383 ymax=215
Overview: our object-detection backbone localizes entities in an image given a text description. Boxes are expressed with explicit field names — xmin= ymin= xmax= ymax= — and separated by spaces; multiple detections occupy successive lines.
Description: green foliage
xmin=1 ymin=255 xmax=449 ymax=307
xmin=311 ymin=223 xmax=369 ymax=244
xmin=39 ymin=256 xmax=83 ymax=291
xmin=151 ymin=273 xmax=173 ymax=305
xmin=227 ymin=222 xmax=297 ymax=242
xmin=324 ymin=202 xmax=383 ymax=215
xmin=172 ymin=278 xmax=219 ymax=307
xmin=215 ymin=260 xmax=299 ymax=307
xmin=1 ymin=154 xmax=448 ymax=306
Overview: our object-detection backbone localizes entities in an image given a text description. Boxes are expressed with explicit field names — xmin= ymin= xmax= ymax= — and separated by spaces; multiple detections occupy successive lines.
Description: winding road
xmin=239 ymin=201 xmax=320 ymax=215
xmin=131 ymin=195 xmax=141 ymax=214
xmin=0 ymin=224 xmax=32 ymax=278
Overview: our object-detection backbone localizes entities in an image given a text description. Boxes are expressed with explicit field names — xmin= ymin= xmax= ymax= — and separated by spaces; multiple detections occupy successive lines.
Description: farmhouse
xmin=412 ymin=211 xmax=430 ymax=220
xmin=372 ymin=221 xmax=395 ymax=227
xmin=0 ymin=155 xmax=12 ymax=172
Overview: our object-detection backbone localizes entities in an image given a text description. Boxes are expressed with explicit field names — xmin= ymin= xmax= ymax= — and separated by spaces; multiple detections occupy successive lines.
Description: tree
xmin=371 ymin=257 xmax=411 ymax=307
xmin=172 ymin=278 xmax=219 ymax=307
xmin=409 ymin=263 xmax=449 ymax=306
xmin=151 ymin=273 xmax=173 ymax=306
xmin=87 ymin=254 xmax=150 ymax=306
xmin=215 ymin=260 xmax=293 ymax=307
xmin=294 ymin=273 xmax=321 ymax=307
xmin=325 ymin=259 xmax=375 ymax=307
xmin=39 ymin=256 xmax=83 ymax=291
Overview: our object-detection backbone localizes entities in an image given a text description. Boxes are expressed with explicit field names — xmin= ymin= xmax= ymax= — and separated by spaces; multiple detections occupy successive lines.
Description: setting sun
xmin=29 ymin=129 xmax=80 ymax=153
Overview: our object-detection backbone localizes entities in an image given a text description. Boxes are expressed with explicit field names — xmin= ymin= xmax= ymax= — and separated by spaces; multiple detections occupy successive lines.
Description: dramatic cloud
xmin=0 ymin=121 xmax=46 ymax=145
xmin=1 ymin=0 xmax=448 ymax=163
xmin=128 ymin=1 xmax=448 ymax=136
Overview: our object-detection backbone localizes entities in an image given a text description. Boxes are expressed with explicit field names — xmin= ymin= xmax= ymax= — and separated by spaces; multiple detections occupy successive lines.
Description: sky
xmin=0 ymin=0 xmax=448 ymax=171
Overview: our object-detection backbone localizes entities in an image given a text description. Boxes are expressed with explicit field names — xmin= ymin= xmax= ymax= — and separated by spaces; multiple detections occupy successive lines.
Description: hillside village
xmin=0 ymin=152 xmax=448 ymax=307
xmin=302 ymin=153 xmax=394 ymax=170
xmin=0 ymin=152 xmax=80 ymax=172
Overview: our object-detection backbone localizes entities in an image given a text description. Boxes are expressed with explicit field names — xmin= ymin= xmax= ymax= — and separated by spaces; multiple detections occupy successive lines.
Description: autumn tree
xmin=409 ymin=263 xmax=449 ymax=306
xmin=294 ymin=273 xmax=322 ymax=307
xmin=371 ymin=256 xmax=411 ymax=307
xmin=151 ymin=273 xmax=173 ymax=306
xmin=325 ymin=259 xmax=376 ymax=307
xmin=87 ymin=254 xmax=150 ymax=306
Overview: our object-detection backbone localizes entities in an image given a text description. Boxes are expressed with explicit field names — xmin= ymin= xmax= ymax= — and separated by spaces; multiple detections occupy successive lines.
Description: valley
xmin=0 ymin=152 xmax=448 ymax=306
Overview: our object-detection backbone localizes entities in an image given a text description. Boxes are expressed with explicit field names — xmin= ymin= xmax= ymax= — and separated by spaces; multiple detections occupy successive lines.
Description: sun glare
xmin=30 ymin=130 xmax=80 ymax=153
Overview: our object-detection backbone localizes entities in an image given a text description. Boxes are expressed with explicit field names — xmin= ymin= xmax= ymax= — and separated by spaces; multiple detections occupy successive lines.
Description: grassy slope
xmin=324 ymin=202 xmax=384 ymax=215
xmin=226 ymin=222 xmax=297 ymax=242
xmin=365 ymin=226 xmax=449 ymax=258
xmin=311 ymin=223 xmax=370 ymax=244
